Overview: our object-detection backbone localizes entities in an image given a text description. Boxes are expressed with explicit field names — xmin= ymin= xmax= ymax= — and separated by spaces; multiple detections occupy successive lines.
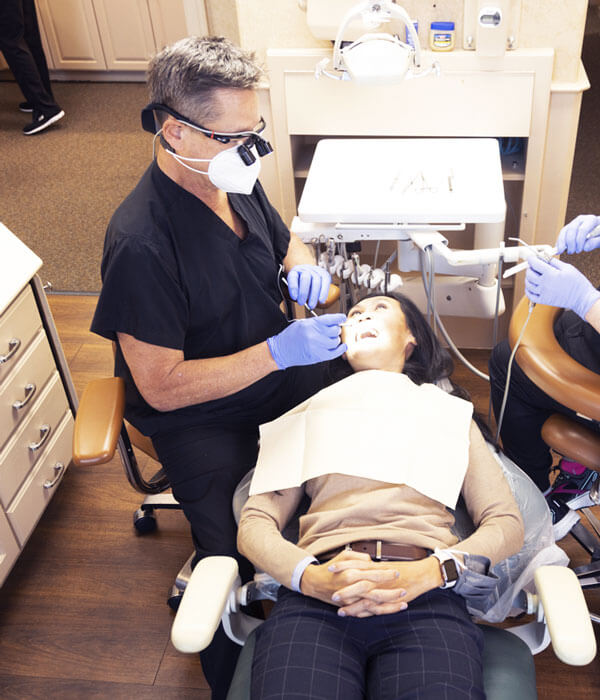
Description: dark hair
xmin=329 ymin=291 xmax=493 ymax=441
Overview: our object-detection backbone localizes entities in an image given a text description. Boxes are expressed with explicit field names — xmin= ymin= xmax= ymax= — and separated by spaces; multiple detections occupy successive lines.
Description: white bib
xmin=250 ymin=370 xmax=473 ymax=509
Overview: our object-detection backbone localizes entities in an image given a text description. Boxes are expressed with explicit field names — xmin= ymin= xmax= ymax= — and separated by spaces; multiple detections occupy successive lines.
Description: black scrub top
xmin=91 ymin=161 xmax=330 ymax=436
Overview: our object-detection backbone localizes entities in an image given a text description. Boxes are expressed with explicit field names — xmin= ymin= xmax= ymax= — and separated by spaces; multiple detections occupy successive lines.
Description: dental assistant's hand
xmin=326 ymin=555 xmax=443 ymax=618
xmin=287 ymin=264 xmax=331 ymax=309
xmin=267 ymin=314 xmax=347 ymax=370
xmin=300 ymin=550 xmax=404 ymax=612
xmin=526 ymin=256 xmax=600 ymax=320
xmin=556 ymin=214 xmax=600 ymax=255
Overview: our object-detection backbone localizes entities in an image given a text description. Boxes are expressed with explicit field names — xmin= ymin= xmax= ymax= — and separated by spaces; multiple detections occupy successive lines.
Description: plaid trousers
xmin=251 ymin=587 xmax=485 ymax=700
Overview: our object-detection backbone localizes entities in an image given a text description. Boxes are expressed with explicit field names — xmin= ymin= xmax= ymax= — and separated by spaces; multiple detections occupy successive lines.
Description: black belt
xmin=318 ymin=540 xmax=431 ymax=563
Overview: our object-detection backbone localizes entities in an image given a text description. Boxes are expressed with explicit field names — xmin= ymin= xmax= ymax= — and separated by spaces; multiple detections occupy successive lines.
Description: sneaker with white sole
xmin=19 ymin=101 xmax=33 ymax=113
xmin=23 ymin=108 xmax=65 ymax=135
xmin=544 ymin=464 xmax=598 ymax=540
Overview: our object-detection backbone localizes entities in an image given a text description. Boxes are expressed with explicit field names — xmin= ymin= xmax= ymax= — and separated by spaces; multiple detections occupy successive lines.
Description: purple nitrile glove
xmin=267 ymin=313 xmax=347 ymax=370
xmin=556 ymin=214 xmax=600 ymax=255
xmin=286 ymin=264 xmax=331 ymax=309
xmin=525 ymin=256 xmax=600 ymax=320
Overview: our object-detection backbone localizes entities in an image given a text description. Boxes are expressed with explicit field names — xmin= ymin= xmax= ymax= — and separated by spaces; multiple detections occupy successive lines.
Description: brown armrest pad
xmin=542 ymin=415 xmax=600 ymax=469
xmin=317 ymin=284 xmax=340 ymax=309
xmin=73 ymin=377 xmax=125 ymax=466
xmin=509 ymin=297 xmax=600 ymax=422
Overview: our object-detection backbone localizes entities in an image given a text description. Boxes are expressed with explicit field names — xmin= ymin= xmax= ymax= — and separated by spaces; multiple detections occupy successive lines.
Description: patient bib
xmin=250 ymin=370 xmax=473 ymax=508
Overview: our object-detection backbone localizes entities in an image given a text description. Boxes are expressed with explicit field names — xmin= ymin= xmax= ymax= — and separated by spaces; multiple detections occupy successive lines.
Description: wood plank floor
xmin=0 ymin=294 xmax=598 ymax=698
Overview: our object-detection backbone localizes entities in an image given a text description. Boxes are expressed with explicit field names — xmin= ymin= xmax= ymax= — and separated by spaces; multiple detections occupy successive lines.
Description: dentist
xmin=91 ymin=36 xmax=346 ymax=698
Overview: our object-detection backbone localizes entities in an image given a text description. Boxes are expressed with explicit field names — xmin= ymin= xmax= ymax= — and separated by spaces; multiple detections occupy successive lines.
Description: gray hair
xmin=147 ymin=36 xmax=263 ymax=124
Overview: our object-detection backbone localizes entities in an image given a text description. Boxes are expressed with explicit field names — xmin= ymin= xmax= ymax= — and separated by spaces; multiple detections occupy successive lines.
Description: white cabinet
xmin=34 ymin=0 xmax=206 ymax=73
xmin=36 ymin=0 xmax=107 ymax=71
xmin=92 ymin=0 xmax=157 ymax=70
xmin=0 ymin=224 xmax=77 ymax=587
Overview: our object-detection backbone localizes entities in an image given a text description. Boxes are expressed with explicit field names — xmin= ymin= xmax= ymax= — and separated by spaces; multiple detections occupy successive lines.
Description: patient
xmin=237 ymin=293 xmax=524 ymax=699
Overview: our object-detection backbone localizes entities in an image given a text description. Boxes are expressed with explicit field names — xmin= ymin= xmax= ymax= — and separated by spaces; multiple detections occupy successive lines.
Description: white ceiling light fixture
xmin=316 ymin=1 xmax=439 ymax=84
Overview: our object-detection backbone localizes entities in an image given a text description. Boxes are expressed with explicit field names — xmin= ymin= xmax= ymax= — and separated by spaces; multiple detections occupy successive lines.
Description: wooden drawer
xmin=7 ymin=412 xmax=73 ymax=548
xmin=0 ymin=285 xmax=42 ymax=387
xmin=0 ymin=372 xmax=69 ymax=508
xmin=0 ymin=330 xmax=56 ymax=451
xmin=0 ymin=505 xmax=20 ymax=587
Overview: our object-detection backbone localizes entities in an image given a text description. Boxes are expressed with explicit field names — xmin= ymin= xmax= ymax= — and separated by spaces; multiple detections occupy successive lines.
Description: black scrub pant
xmin=153 ymin=424 xmax=259 ymax=700
xmin=0 ymin=0 xmax=60 ymax=114
xmin=489 ymin=339 xmax=600 ymax=491
xmin=151 ymin=363 xmax=334 ymax=699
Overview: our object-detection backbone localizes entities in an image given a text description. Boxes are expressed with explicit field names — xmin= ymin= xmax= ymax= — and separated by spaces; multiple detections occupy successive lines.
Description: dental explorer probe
xmin=280 ymin=276 xmax=318 ymax=317
xmin=503 ymin=225 xmax=600 ymax=279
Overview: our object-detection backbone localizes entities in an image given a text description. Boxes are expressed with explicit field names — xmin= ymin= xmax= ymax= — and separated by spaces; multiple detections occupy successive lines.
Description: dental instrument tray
xmin=297 ymin=138 xmax=506 ymax=226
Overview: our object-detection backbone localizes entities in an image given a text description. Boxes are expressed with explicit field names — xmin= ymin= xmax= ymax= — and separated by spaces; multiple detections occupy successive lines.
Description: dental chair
xmin=508 ymin=297 xmax=600 ymax=599
xmin=169 ymin=467 xmax=597 ymax=700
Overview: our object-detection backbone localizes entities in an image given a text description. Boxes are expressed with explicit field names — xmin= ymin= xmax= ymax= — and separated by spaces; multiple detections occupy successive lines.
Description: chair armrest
xmin=534 ymin=565 xmax=596 ymax=665
xmin=171 ymin=556 xmax=240 ymax=653
xmin=72 ymin=377 xmax=125 ymax=466
xmin=508 ymin=297 xmax=600 ymax=421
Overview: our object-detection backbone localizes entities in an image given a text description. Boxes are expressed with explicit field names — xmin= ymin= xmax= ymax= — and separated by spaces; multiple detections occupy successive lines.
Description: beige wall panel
xmin=519 ymin=0 xmax=587 ymax=82
xmin=92 ymin=0 xmax=156 ymax=69
xmin=283 ymin=70 xmax=534 ymax=138
xmin=204 ymin=0 xmax=240 ymax=43
xmin=36 ymin=0 xmax=106 ymax=70
xmin=535 ymin=80 xmax=588 ymax=246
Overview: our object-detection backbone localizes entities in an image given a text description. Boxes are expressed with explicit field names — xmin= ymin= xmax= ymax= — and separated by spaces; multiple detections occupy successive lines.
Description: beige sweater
xmin=238 ymin=422 xmax=524 ymax=590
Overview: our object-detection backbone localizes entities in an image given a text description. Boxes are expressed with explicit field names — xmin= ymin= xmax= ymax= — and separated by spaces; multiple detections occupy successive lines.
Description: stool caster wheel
xmin=134 ymin=507 xmax=157 ymax=534
xmin=168 ymin=586 xmax=183 ymax=611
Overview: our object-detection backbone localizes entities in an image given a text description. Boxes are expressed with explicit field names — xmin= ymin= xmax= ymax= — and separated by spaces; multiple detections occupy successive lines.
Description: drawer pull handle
xmin=44 ymin=462 xmax=65 ymax=490
xmin=0 ymin=338 xmax=21 ymax=364
xmin=13 ymin=383 xmax=36 ymax=410
xmin=29 ymin=424 xmax=51 ymax=452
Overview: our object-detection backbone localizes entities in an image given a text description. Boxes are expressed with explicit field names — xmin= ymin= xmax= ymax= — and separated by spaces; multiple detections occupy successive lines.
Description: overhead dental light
xmin=315 ymin=0 xmax=439 ymax=84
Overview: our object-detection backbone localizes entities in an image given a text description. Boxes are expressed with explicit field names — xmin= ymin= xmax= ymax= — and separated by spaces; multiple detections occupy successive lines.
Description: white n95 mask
xmin=165 ymin=141 xmax=261 ymax=195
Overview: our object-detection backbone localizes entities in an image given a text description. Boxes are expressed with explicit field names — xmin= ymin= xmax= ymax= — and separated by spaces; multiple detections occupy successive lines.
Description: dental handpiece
xmin=504 ymin=225 xmax=600 ymax=279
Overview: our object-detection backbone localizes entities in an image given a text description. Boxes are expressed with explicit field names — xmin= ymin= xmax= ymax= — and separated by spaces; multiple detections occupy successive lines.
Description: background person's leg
xmin=0 ymin=0 xmax=58 ymax=114
xmin=21 ymin=0 xmax=54 ymax=100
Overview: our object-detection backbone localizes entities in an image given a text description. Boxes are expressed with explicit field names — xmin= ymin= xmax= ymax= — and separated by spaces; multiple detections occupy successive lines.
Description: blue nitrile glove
xmin=556 ymin=214 xmax=600 ymax=255
xmin=267 ymin=314 xmax=347 ymax=370
xmin=286 ymin=264 xmax=331 ymax=309
xmin=526 ymin=256 xmax=600 ymax=320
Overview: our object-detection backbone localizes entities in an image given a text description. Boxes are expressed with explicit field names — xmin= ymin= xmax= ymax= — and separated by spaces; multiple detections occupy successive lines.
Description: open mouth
xmin=355 ymin=327 xmax=379 ymax=342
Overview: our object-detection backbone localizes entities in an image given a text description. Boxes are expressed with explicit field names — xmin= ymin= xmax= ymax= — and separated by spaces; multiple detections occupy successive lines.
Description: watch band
xmin=432 ymin=550 xmax=459 ymax=589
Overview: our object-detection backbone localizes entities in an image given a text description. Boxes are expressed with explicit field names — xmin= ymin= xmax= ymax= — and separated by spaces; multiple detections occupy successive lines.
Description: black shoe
xmin=19 ymin=101 xmax=33 ymax=113
xmin=545 ymin=493 xmax=580 ymax=540
xmin=23 ymin=108 xmax=65 ymax=135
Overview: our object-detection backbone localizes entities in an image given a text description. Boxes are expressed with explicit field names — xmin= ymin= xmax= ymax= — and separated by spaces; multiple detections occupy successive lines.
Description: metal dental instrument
xmin=280 ymin=275 xmax=318 ymax=317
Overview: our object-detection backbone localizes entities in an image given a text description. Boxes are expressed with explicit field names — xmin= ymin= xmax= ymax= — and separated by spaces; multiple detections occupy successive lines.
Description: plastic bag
xmin=451 ymin=446 xmax=568 ymax=622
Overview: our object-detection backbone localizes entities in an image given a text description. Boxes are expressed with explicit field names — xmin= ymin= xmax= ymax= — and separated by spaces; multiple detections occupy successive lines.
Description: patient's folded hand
xmin=328 ymin=556 xmax=443 ymax=619
xmin=300 ymin=550 xmax=402 ymax=612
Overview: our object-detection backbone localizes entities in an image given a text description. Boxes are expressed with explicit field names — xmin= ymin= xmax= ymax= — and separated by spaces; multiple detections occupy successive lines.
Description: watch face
xmin=443 ymin=558 xmax=459 ymax=582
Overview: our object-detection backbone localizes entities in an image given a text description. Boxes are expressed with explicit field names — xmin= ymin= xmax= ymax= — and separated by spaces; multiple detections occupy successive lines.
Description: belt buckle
xmin=376 ymin=540 xmax=382 ymax=560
